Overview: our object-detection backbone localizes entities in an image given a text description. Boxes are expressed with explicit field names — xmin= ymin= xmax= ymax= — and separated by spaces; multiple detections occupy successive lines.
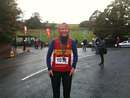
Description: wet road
xmin=0 ymin=48 xmax=130 ymax=98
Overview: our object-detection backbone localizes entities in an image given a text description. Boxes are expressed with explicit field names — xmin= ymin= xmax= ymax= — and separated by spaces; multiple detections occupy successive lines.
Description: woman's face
xmin=58 ymin=24 xmax=69 ymax=37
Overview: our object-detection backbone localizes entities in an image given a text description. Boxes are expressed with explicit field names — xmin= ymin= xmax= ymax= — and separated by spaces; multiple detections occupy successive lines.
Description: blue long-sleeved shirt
xmin=46 ymin=40 xmax=78 ymax=70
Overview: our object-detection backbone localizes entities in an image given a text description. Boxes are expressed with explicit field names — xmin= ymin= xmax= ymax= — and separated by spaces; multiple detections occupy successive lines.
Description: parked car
xmin=115 ymin=40 xmax=130 ymax=47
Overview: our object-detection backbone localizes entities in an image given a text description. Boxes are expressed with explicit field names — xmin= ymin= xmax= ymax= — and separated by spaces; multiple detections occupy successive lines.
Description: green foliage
xmin=39 ymin=32 xmax=48 ymax=42
xmin=25 ymin=13 xmax=42 ymax=29
xmin=16 ymin=24 xmax=95 ymax=44
xmin=0 ymin=33 xmax=12 ymax=43
xmin=0 ymin=0 xmax=21 ymax=43
xmin=71 ymin=31 xmax=95 ymax=42
xmin=80 ymin=0 xmax=130 ymax=39
xmin=79 ymin=21 xmax=90 ymax=28
xmin=17 ymin=29 xmax=95 ymax=44
xmin=93 ymin=0 xmax=130 ymax=38
xmin=69 ymin=24 xmax=80 ymax=31
xmin=103 ymin=0 xmax=130 ymax=38
xmin=51 ymin=23 xmax=57 ymax=30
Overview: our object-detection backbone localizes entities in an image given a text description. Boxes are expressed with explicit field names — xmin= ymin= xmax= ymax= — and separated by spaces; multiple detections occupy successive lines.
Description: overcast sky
xmin=17 ymin=0 xmax=114 ymax=24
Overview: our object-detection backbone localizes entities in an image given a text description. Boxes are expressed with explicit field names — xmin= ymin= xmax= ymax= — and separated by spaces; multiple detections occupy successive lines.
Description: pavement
xmin=0 ymin=48 xmax=130 ymax=98
xmin=16 ymin=47 xmax=32 ymax=55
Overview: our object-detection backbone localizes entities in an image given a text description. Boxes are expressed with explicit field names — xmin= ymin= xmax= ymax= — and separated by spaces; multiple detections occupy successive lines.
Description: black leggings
xmin=50 ymin=71 xmax=72 ymax=98
xmin=99 ymin=53 xmax=104 ymax=64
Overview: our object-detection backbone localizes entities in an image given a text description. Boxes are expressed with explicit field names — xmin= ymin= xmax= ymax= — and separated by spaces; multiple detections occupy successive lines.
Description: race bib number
xmin=55 ymin=57 xmax=69 ymax=64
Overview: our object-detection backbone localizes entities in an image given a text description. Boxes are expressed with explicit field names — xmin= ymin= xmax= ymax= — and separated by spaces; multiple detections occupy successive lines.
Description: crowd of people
xmin=33 ymin=38 xmax=44 ymax=49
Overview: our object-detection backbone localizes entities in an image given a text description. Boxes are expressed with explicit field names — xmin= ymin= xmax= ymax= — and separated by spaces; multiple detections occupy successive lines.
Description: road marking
xmin=21 ymin=68 xmax=48 ymax=81
xmin=21 ymin=54 xmax=95 ymax=81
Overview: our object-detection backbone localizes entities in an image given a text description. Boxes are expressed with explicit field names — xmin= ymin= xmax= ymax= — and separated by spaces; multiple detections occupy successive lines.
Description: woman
xmin=95 ymin=37 xmax=106 ymax=69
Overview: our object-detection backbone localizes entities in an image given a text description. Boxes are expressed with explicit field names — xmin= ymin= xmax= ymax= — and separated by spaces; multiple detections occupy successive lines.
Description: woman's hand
xmin=48 ymin=70 xmax=53 ymax=77
xmin=69 ymin=68 xmax=75 ymax=76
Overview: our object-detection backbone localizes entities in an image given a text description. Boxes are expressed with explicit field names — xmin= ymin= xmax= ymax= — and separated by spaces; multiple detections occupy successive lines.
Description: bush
xmin=0 ymin=33 xmax=12 ymax=44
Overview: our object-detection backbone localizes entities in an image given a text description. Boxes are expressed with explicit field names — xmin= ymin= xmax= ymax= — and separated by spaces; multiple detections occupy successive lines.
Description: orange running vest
xmin=52 ymin=38 xmax=72 ymax=72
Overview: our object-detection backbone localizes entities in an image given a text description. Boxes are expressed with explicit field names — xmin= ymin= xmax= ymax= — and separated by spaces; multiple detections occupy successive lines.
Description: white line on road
xmin=21 ymin=54 xmax=95 ymax=81
xmin=21 ymin=68 xmax=48 ymax=81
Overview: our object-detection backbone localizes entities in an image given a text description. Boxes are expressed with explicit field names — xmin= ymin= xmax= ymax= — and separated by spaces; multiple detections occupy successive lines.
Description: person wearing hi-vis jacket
xmin=46 ymin=23 xmax=78 ymax=98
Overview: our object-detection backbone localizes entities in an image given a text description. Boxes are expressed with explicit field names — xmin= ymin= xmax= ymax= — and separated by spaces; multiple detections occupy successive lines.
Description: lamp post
xmin=23 ymin=26 xmax=27 ymax=51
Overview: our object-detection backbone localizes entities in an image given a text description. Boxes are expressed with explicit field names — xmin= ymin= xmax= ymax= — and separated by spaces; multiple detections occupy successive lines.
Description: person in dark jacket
xmin=46 ymin=23 xmax=78 ymax=98
xmin=82 ymin=39 xmax=88 ymax=52
xmin=95 ymin=37 xmax=106 ymax=69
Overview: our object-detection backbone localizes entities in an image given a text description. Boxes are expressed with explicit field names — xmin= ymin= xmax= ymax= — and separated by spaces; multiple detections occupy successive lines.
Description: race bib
xmin=55 ymin=57 xmax=69 ymax=64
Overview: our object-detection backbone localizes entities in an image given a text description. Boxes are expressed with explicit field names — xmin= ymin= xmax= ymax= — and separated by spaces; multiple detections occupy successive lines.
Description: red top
xmin=52 ymin=38 xmax=72 ymax=72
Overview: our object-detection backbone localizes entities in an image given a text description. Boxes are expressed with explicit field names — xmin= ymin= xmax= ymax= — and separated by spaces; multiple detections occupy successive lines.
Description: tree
xmin=89 ymin=0 xmax=130 ymax=39
xmin=104 ymin=0 xmax=130 ymax=38
xmin=25 ymin=12 xmax=42 ymax=29
xmin=80 ymin=10 xmax=102 ymax=31
xmin=0 ymin=0 xmax=21 ymax=43
xmin=79 ymin=21 xmax=90 ymax=28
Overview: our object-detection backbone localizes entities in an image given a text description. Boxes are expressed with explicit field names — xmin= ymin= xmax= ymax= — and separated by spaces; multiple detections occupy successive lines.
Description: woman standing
xmin=95 ymin=37 xmax=106 ymax=69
